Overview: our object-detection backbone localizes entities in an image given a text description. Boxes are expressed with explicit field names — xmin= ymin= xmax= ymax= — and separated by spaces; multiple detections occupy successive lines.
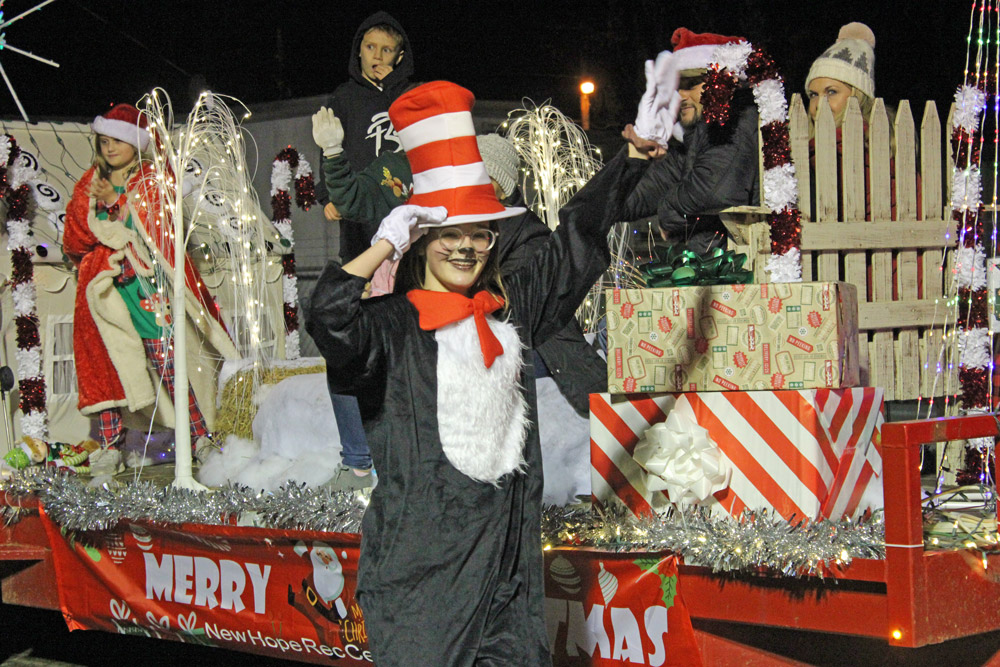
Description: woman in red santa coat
xmin=63 ymin=103 xmax=237 ymax=473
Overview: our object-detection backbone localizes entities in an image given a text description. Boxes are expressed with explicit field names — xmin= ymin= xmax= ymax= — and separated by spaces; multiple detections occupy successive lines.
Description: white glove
xmin=371 ymin=205 xmax=448 ymax=260
xmin=634 ymin=50 xmax=682 ymax=147
xmin=312 ymin=107 xmax=344 ymax=157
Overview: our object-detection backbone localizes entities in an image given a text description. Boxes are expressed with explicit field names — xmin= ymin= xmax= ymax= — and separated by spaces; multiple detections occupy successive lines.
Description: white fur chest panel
xmin=434 ymin=315 xmax=528 ymax=484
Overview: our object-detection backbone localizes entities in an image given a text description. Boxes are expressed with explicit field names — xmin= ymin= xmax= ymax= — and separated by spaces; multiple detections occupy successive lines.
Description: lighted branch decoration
xmin=140 ymin=89 xmax=271 ymax=491
xmin=269 ymin=147 xmax=315 ymax=360
xmin=503 ymin=102 xmax=640 ymax=331
xmin=2 ymin=133 xmax=46 ymax=439
xmin=0 ymin=0 xmax=61 ymax=122
xmin=700 ymin=40 xmax=803 ymax=283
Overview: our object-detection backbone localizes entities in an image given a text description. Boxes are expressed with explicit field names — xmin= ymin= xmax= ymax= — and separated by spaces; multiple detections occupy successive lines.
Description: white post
xmin=170 ymin=161 xmax=206 ymax=491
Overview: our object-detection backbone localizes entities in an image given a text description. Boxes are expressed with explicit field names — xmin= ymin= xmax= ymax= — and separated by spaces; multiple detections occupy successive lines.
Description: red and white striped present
xmin=590 ymin=388 xmax=884 ymax=522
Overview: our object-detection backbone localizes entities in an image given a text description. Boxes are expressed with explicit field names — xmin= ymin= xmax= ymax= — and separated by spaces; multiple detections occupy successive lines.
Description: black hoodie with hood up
xmin=322 ymin=11 xmax=414 ymax=261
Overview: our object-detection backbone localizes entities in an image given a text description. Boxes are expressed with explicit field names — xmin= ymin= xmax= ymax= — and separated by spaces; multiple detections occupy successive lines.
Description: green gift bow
xmin=640 ymin=247 xmax=753 ymax=287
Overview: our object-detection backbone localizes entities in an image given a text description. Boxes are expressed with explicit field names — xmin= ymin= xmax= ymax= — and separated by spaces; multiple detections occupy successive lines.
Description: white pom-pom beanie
xmin=805 ymin=22 xmax=876 ymax=98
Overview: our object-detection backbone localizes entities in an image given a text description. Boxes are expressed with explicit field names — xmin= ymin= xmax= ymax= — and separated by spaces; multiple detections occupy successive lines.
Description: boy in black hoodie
xmin=318 ymin=11 xmax=414 ymax=262
xmin=317 ymin=11 xmax=413 ymax=486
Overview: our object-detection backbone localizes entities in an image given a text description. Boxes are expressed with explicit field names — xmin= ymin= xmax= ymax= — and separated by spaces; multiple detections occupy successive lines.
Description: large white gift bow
xmin=632 ymin=410 xmax=732 ymax=506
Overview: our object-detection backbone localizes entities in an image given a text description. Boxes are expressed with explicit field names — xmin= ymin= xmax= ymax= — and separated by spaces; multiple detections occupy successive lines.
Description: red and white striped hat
xmin=91 ymin=103 xmax=151 ymax=152
xmin=389 ymin=81 xmax=524 ymax=225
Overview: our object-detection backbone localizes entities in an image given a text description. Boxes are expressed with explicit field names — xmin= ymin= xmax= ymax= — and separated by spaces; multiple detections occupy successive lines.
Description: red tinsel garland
xmin=271 ymin=190 xmax=291 ymax=221
xmin=294 ymin=175 xmax=315 ymax=211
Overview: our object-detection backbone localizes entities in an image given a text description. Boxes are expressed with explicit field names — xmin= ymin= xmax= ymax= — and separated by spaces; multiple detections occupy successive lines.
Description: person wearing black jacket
xmin=318 ymin=11 xmax=413 ymax=262
xmin=315 ymin=11 xmax=414 ymax=486
xmin=623 ymin=28 xmax=760 ymax=254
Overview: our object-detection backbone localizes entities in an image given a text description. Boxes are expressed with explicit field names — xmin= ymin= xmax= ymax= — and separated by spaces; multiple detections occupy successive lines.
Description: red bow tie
xmin=407 ymin=289 xmax=506 ymax=368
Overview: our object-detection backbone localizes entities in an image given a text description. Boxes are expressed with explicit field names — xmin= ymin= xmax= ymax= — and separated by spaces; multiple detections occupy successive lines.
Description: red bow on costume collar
xmin=407 ymin=289 xmax=506 ymax=368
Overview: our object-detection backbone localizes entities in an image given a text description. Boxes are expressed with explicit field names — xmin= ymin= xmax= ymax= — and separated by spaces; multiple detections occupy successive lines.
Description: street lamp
xmin=580 ymin=79 xmax=595 ymax=130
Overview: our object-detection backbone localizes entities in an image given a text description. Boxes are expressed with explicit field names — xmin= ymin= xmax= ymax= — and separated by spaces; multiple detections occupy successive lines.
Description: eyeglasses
xmin=432 ymin=226 xmax=498 ymax=252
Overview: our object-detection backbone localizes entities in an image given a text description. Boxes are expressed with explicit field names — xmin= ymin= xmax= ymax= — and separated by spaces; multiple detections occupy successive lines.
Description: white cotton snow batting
xmin=753 ymin=79 xmax=788 ymax=125
xmin=953 ymin=85 xmax=987 ymax=133
xmin=765 ymin=247 xmax=802 ymax=283
xmin=270 ymin=159 xmax=292 ymax=196
xmin=957 ymin=327 xmax=991 ymax=370
xmin=711 ymin=41 xmax=753 ymax=79
xmin=955 ymin=245 xmax=987 ymax=290
xmin=952 ymin=166 xmax=982 ymax=211
xmin=763 ymin=163 xmax=797 ymax=212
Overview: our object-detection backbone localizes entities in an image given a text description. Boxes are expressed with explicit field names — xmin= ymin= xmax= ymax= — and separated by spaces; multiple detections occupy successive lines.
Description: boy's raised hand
xmin=312 ymin=107 xmax=345 ymax=157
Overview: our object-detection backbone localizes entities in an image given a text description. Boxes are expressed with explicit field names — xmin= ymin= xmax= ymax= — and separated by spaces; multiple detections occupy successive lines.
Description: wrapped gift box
xmin=605 ymin=283 xmax=859 ymax=393
xmin=590 ymin=389 xmax=883 ymax=522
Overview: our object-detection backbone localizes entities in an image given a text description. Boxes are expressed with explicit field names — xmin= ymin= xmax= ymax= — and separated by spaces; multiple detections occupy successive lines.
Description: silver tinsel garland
xmin=2 ymin=470 xmax=885 ymax=576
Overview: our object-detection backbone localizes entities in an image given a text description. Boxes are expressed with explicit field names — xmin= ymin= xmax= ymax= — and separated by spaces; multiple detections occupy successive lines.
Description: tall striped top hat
xmin=389 ymin=81 xmax=524 ymax=225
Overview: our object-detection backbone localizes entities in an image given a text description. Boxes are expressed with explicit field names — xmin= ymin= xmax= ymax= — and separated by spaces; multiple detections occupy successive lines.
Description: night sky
xmin=0 ymin=0 xmax=971 ymax=127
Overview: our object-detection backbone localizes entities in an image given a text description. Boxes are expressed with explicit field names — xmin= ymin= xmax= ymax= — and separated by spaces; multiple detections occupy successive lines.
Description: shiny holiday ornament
xmin=548 ymin=554 xmax=582 ymax=595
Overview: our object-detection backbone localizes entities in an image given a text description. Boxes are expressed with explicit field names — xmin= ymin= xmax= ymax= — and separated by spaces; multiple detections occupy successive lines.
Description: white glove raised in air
xmin=371 ymin=205 xmax=448 ymax=261
xmin=311 ymin=107 xmax=345 ymax=157
xmin=634 ymin=50 xmax=683 ymax=147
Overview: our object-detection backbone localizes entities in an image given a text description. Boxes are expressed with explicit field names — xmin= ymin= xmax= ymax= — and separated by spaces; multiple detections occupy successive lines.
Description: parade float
xmin=3 ymin=3 xmax=1000 ymax=665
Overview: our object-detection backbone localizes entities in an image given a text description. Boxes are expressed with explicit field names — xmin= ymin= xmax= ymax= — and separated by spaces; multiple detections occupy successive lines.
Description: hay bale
xmin=214 ymin=361 xmax=326 ymax=441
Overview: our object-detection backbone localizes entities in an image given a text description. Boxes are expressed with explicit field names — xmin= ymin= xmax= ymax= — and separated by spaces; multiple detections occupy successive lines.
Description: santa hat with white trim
xmin=91 ymin=103 xmax=151 ymax=153
xmin=389 ymin=81 xmax=524 ymax=226
xmin=671 ymin=28 xmax=746 ymax=75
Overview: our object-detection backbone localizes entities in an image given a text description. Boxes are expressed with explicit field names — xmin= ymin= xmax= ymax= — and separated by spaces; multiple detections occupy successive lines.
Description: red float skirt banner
xmin=40 ymin=511 xmax=700 ymax=666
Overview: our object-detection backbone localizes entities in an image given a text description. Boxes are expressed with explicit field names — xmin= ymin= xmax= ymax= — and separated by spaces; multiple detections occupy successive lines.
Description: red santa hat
xmin=671 ymin=28 xmax=746 ymax=74
xmin=91 ymin=103 xmax=151 ymax=153
xmin=389 ymin=81 xmax=523 ymax=225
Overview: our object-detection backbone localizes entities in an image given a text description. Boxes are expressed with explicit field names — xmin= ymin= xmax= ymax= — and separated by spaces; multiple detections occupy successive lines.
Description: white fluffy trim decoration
xmin=284 ymin=329 xmax=301 ymax=361
xmin=282 ymin=274 xmax=298 ymax=305
xmin=14 ymin=347 xmax=41 ymax=380
xmin=763 ymin=163 xmax=798 ymax=212
xmin=11 ymin=282 xmax=36 ymax=317
xmin=436 ymin=316 xmax=528 ymax=484
xmin=955 ymin=245 xmax=987 ymax=290
xmin=0 ymin=135 xmax=11 ymax=168
xmin=9 ymin=161 xmax=37 ymax=189
xmin=273 ymin=219 xmax=293 ymax=241
xmin=711 ymin=41 xmax=753 ymax=80
xmin=20 ymin=410 xmax=47 ymax=440
xmin=967 ymin=436 xmax=995 ymax=452
xmin=951 ymin=166 xmax=982 ymax=212
xmin=765 ymin=247 xmax=802 ymax=283
xmin=6 ymin=218 xmax=31 ymax=250
xmin=753 ymin=79 xmax=788 ymax=125
xmin=953 ymin=85 xmax=987 ymax=133
xmin=957 ymin=327 xmax=991 ymax=370
xmin=270 ymin=160 xmax=292 ymax=197
xmin=294 ymin=156 xmax=312 ymax=179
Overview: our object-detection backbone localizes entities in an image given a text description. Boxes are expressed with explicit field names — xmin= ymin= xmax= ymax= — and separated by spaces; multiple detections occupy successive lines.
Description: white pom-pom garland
xmin=763 ymin=163 xmax=798 ymax=213
xmin=765 ymin=247 xmax=802 ymax=283
xmin=282 ymin=274 xmax=298 ymax=305
xmin=6 ymin=218 xmax=31 ymax=250
xmin=951 ymin=166 xmax=982 ymax=212
xmin=270 ymin=160 xmax=292 ymax=197
xmin=20 ymin=410 xmax=47 ymax=440
xmin=711 ymin=41 xmax=753 ymax=80
xmin=294 ymin=157 xmax=312 ymax=180
xmin=14 ymin=347 xmax=42 ymax=380
xmin=953 ymin=85 xmax=986 ymax=133
xmin=273 ymin=219 xmax=293 ymax=241
xmin=753 ymin=79 xmax=789 ymax=125
xmin=284 ymin=329 xmax=301 ymax=360
xmin=957 ymin=327 xmax=991 ymax=370
xmin=12 ymin=282 xmax=36 ymax=317
xmin=955 ymin=245 xmax=987 ymax=290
